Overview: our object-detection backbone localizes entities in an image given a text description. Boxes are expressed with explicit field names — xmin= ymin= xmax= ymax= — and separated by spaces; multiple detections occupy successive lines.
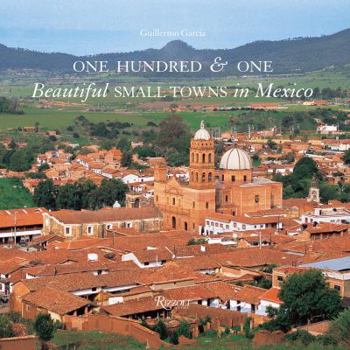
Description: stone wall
xmin=64 ymin=314 xmax=170 ymax=349
xmin=0 ymin=336 xmax=37 ymax=350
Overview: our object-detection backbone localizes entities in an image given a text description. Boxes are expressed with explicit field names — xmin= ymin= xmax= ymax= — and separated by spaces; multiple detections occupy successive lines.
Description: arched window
xmin=184 ymin=222 xmax=188 ymax=231
xmin=202 ymin=172 xmax=206 ymax=182
xmin=196 ymin=154 xmax=199 ymax=163
xmin=231 ymin=175 xmax=235 ymax=182
xmin=191 ymin=171 xmax=194 ymax=181
xmin=221 ymin=174 xmax=224 ymax=181
xmin=195 ymin=172 xmax=199 ymax=182
xmin=243 ymin=175 xmax=247 ymax=182
xmin=202 ymin=153 xmax=206 ymax=163
xmin=172 ymin=197 xmax=176 ymax=205
xmin=191 ymin=153 xmax=194 ymax=162
xmin=208 ymin=153 xmax=212 ymax=163
xmin=172 ymin=216 xmax=176 ymax=229
xmin=208 ymin=172 xmax=212 ymax=182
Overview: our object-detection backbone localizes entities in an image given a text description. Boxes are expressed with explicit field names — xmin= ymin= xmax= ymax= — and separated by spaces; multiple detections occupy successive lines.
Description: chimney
xmin=87 ymin=253 xmax=98 ymax=262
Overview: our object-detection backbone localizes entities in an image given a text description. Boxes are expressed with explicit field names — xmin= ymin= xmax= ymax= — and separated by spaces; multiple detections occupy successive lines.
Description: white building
xmin=203 ymin=213 xmax=283 ymax=235
xmin=301 ymin=207 xmax=350 ymax=225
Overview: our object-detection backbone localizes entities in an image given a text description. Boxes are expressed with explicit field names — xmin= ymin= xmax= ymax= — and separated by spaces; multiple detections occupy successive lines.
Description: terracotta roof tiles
xmin=23 ymin=286 xmax=90 ymax=315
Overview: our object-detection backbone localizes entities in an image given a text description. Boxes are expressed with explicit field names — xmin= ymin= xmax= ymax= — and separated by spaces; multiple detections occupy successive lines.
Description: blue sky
xmin=0 ymin=0 xmax=349 ymax=55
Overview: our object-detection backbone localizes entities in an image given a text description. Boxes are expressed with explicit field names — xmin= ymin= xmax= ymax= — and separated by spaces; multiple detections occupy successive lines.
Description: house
xmin=301 ymin=256 xmax=350 ymax=299
xmin=101 ymin=297 xmax=168 ymax=320
xmin=10 ymin=270 xmax=145 ymax=314
xmin=203 ymin=213 xmax=283 ymax=235
xmin=0 ymin=257 xmax=30 ymax=296
xmin=21 ymin=286 xmax=92 ymax=322
xmin=317 ymin=124 xmax=338 ymax=135
xmin=301 ymin=207 xmax=350 ymax=225
xmin=257 ymin=287 xmax=283 ymax=315
xmin=42 ymin=207 xmax=162 ymax=239
xmin=230 ymin=285 xmax=266 ymax=313
xmin=296 ymin=223 xmax=349 ymax=241
xmin=121 ymin=247 xmax=174 ymax=268
xmin=0 ymin=208 xmax=47 ymax=245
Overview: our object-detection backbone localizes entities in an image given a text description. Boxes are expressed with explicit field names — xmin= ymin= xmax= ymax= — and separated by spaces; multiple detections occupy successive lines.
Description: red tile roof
xmin=0 ymin=208 xmax=47 ymax=229
xmin=259 ymin=287 xmax=282 ymax=304
xmin=234 ymin=285 xmax=266 ymax=304
xmin=47 ymin=207 xmax=161 ymax=224
xmin=23 ymin=286 xmax=90 ymax=315
xmin=101 ymin=297 xmax=162 ymax=317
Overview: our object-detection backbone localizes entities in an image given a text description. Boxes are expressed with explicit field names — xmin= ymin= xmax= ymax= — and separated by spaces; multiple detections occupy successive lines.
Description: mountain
xmin=0 ymin=29 xmax=350 ymax=75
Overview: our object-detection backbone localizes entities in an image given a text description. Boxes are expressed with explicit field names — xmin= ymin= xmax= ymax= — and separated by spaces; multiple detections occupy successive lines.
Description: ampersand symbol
xmin=210 ymin=57 xmax=228 ymax=72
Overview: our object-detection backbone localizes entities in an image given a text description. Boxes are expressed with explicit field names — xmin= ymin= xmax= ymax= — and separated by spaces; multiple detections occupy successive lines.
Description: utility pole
xmin=13 ymin=211 xmax=17 ymax=247
xmin=259 ymin=230 xmax=262 ymax=249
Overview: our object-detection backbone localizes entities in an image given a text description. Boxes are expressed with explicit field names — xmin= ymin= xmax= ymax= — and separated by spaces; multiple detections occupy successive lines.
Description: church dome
xmin=194 ymin=120 xmax=211 ymax=140
xmin=219 ymin=147 xmax=252 ymax=170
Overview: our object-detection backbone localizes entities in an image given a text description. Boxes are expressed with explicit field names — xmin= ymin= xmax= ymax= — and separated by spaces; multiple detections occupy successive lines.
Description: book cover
xmin=0 ymin=1 xmax=349 ymax=349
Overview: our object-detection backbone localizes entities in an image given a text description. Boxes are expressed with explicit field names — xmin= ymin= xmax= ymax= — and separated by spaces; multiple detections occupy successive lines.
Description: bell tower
xmin=307 ymin=175 xmax=320 ymax=203
xmin=189 ymin=121 xmax=215 ymax=189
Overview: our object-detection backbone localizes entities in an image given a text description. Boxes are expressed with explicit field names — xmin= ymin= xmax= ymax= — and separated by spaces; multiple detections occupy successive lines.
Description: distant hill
xmin=0 ymin=28 xmax=350 ymax=75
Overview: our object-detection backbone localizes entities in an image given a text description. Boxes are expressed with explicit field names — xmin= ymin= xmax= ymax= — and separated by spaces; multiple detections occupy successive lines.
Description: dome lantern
xmin=193 ymin=120 xmax=211 ymax=140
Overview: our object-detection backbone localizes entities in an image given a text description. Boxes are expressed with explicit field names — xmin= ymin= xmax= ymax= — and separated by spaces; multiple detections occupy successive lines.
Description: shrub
xmin=285 ymin=330 xmax=316 ymax=345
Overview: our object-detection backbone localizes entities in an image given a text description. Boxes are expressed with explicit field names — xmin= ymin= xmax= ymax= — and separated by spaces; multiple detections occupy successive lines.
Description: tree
xmin=243 ymin=317 xmax=252 ymax=338
xmin=263 ymin=270 xmax=342 ymax=332
xmin=266 ymin=139 xmax=278 ymax=150
xmin=169 ymin=331 xmax=179 ymax=345
xmin=319 ymin=183 xmax=340 ymax=203
xmin=273 ymin=157 xmax=323 ymax=200
xmin=153 ymin=319 xmax=168 ymax=340
xmin=342 ymin=150 xmax=350 ymax=165
xmin=34 ymin=314 xmax=55 ymax=350
xmin=56 ymin=184 xmax=79 ymax=210
xmin=252 ymin=153 xmax=260 ymax=166
xmin=279 ymin=270 xmax=341 ymax=325
xmin=263 ymin=305 xmax=291 ymax=332
xmin=99 ymin=178 xmax=128 ymax=207
xmin=121 ymin=150 xmax=133 ymax=167
xmin=157 ymin=115 xmax=191 ymax=166
xmin=285 ymin=330 xmax=316 ymax=345
xmin=0 ymin=314 xmax=14 ymax=338
xmin=293 ymin=157 xmax=320 ymax=181
xmin=134 ymin=146 xmax=156 ymax=159
xmin=176 ymin=320 xmax=192 ymax=339
xmin=158 ymin=115 xmax=190 ymax=149
xmin=33 ymin=179 xmax=57 ymax=210
xmin=87 ymin=178 xmax=128 ymax=209
xmin=8 ymin=149 xmax=34 ymax=171
xmin=329 ymin=308 xmax=350 ymax=347
xmin=117 ymin=137 xmax=131 ymax=153
xmin=38 ymin=163 xmax=50 ymax=172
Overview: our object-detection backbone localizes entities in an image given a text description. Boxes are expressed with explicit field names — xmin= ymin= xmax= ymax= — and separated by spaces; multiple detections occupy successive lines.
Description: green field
xmin=51 ymin=331 xmax=346 ymax=350
xmin=0 ymin=105 xmax=338 ymax=133
xmin=0 ymin=177 xmax=34 ymax=210
xmin=0 ymin=68 xmax=348 ymax=133
xmin=52 ymin=330 xmax=146 ymax=350
xmin=0 ymin=107 xmax=240 ymax=130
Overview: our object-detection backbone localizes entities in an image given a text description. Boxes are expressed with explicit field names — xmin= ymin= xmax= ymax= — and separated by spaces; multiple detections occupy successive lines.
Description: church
xmin=154 ymin=121 xmax=283 ymax=233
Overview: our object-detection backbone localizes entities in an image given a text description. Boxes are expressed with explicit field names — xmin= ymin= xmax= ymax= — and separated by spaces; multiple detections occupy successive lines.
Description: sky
xmin=0 ymin=0 xmax=349 ymax=55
